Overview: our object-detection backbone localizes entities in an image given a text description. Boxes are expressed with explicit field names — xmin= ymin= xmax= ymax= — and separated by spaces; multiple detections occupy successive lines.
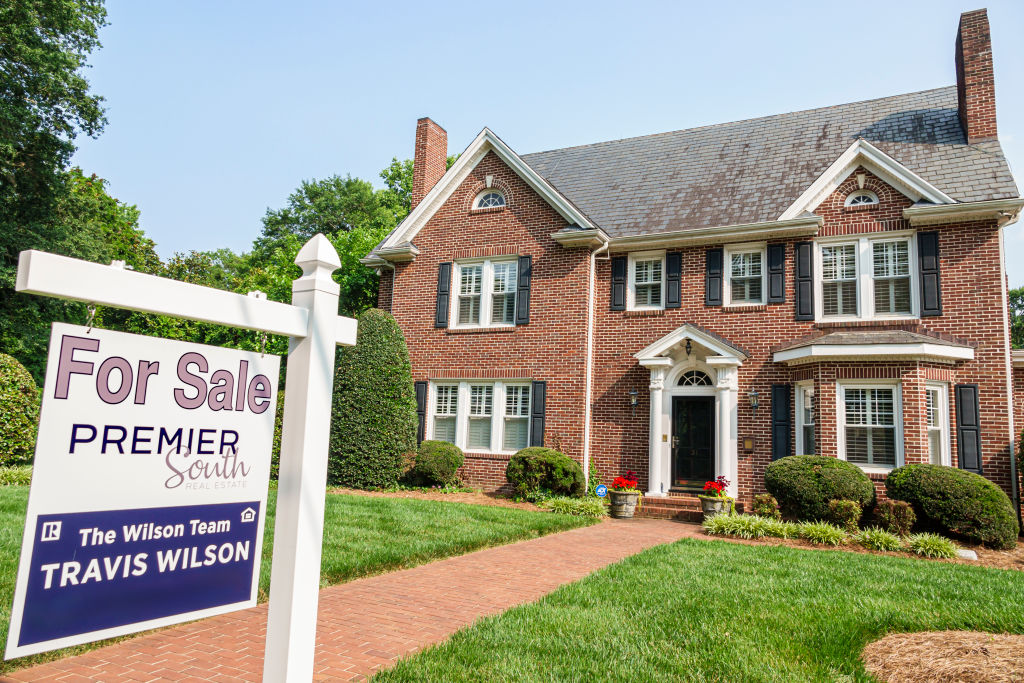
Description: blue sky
xmin=72 ymin=1 xmax=1024 ymax=283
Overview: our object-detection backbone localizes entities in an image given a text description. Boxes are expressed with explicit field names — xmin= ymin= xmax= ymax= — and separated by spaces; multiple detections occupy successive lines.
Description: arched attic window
xmin=474 ymin=190 xmax=506 ymax=209
xmin=844 ymin=190 xmax=879 ymax=207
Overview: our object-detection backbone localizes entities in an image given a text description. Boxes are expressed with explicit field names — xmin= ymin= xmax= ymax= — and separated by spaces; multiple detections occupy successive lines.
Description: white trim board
xmin=773 ymin=342 xmax=974 ymax=365
xmin=778 ymin=139 xmax=955 ymax=221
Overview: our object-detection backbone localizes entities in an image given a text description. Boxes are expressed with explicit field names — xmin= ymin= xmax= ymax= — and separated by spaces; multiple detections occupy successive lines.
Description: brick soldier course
xmin=2 ymin=520 xmax=693 ymax=682
xmin=365 ymin=8 xmax=1023 ymax=512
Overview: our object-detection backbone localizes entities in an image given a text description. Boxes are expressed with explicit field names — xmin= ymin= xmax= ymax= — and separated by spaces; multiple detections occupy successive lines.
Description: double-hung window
xmin=926 ymin=383 xmax=950 ymax=466
xmin=628 ymin=252 xmax=664 ymax=309
xmin=453 ymin=258 xmax=517 ymax=328
xmin=817 ymin=234 xmax=917 ymax=320
xmin=726 ymin=246 xmax=764 ymax=304
xmin=795 ymin=383 xmax=816 ymax=455
xmin=839 ymin=384 xmax=902 ymax=470
xmin=428 ymin=381 xmax=531 ymax=452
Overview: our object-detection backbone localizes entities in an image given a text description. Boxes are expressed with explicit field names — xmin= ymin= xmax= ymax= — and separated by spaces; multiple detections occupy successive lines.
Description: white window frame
xmin=627 ymin=250 xmax=665 ymax=311
xmin=452 ymin=258 xmax=518 ymax=329
xmin=844 ymin=190 xmax=879 ymax=207
xmin=430 ymin=383 xmax=459 ymax=444
xmin=473 ymin=190 xmax=506 ymax=209
xmin=795 ymin=381 xmax=816 ymax=456
xmin=836 ymin=381 xmax=904 ymax=473
xmin=925 ymin=381 xmax=951 ymax=467
xmin=724 ymin=242 xmax=766 ymax=306
xmin=426 ymin=380 xmax=532 ymax=454
xmin=814 ymin=231 xmax=919 ymax=322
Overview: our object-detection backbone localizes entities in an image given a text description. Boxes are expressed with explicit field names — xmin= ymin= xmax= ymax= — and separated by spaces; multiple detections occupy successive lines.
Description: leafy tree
xmin=1010 ymin=286 xmax=1024 ymax=349
xmin=328 ymin=308 xmax=417 ymax=488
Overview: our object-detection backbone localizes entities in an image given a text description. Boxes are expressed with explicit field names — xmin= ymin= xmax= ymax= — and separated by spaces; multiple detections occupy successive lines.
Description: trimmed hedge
xmin=874 ymin=499 xmax=915 ymax=537
xmin=328 ymin=309 xmax=417 ymax=489
xmin=764 ymin=455 xmax=875 ymax=522
xmin=412 ymin=441 xmax=464 ymax=486
xmin=886 ymin=464 xmax=1018 ymax=549
xmin=750 ymin=494 xmax=782 ymax=520
xmin=0 ymin=354 xmax=39 ymax=467
xmin=827 ymin=499 xmax=862 ymax=533
xmin=506 ymin=447 xmax=585 ymax=499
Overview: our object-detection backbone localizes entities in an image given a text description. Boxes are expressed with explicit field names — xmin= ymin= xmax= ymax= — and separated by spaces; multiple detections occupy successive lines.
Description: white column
xmin=264 ymin=235 xmax=347 ymax=682
xmin=708 ymin=357 xmax=740 ymax=499
xmin=640 ymin=357 xmax=673 ymax=497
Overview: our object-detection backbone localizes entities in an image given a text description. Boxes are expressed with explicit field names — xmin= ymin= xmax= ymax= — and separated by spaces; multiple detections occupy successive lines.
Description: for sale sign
xmin=5 ymin=323 xmax=279 ymax=659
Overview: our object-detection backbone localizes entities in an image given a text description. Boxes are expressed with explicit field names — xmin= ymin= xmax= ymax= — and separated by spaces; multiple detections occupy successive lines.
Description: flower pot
xmin=698 ymin=495 xmax=728 ymax=520
xmin=609 ymin=491 xmax=640 ymax=519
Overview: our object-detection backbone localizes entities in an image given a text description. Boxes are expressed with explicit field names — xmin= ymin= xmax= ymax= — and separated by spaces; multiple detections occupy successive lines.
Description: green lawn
xmin=376 ymin=537 xmax=1024 ymax=682
xmin=0 ymin=485 xmax=593 ymax=673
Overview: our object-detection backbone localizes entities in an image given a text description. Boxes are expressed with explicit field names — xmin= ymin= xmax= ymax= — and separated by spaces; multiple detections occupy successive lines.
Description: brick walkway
xmin=4 ymin=518 xmax=695 ymax=682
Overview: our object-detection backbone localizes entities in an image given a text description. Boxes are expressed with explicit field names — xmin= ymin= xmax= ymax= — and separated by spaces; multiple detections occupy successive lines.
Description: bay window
xmin=838 ymin=383 xmax=903 ymax=470
xmin=795 ymin=383 xmax=816 ymax=455
xmin=926 ymin=383 xmax=950 ymax=466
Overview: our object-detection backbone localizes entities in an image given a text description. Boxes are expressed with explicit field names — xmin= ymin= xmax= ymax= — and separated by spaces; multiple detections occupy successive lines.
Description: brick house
xmin=363 ymin=9 xmax=1022 ymax=516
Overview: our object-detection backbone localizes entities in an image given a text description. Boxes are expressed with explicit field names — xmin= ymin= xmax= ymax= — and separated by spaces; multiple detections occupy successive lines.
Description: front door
xmin=671 ymin=396 xmax=715 ymax=490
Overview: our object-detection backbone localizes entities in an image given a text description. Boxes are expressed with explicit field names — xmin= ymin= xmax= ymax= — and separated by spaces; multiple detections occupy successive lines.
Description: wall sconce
xmin=629 ymin=389 xmax=639 ymax=416
xmin=748 ymin=389 xmax=760 ymax=413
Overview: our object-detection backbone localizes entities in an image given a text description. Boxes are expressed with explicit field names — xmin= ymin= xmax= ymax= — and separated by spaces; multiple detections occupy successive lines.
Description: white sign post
xmin=10 ymin=234 xmax=355 ymax=681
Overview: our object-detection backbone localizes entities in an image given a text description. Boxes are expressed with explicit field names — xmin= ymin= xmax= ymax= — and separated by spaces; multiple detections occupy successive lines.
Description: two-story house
xmin=362 ymin=9 xmax=1022 ymax=517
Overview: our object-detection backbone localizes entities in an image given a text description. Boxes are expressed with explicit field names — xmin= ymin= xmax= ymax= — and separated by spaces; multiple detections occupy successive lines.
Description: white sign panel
xmin=5 ymin=323 xmax=279 ymax=659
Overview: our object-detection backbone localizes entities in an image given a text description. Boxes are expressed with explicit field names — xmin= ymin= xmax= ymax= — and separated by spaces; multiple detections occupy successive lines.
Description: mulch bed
xmin=862 ymin=631 xmax=1024 ymax=682
xmin=329 ymin=487 xmax=543 ymax=511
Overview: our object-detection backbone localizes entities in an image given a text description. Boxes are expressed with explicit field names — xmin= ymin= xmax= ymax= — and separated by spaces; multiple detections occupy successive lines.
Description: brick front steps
xmin=637 ymin=495 xmax=745 ymax=521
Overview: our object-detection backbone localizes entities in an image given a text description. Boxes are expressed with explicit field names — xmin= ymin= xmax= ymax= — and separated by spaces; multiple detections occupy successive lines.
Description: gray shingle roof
xmin=773 ymin=329 xmax=974 ymax=353
xmin=521 ymin=87 xmax=1019 ymax=238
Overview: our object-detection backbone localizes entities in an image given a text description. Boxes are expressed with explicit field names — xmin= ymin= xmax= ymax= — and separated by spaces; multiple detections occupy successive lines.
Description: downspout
xmin=997 ymin=224 xmax=1022 ymax=529
xmin=583 ymin=238 xmax=610 ymax=490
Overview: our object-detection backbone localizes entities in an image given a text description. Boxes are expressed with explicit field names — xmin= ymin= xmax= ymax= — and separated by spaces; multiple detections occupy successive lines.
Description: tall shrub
xmin=0 ymin=354 xmax=40 ymax=466
xmin=328 ymin=309 xmax=416 ymax=488
xmin=764 ymin=455 xmax=875 ymax=522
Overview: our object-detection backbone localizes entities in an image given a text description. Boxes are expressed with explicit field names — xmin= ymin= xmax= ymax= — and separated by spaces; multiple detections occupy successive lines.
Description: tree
xmin=1010 ymin=286 xmax=1024 ymax=348
xmin=328 ymin=309 xmax=417 ymax=488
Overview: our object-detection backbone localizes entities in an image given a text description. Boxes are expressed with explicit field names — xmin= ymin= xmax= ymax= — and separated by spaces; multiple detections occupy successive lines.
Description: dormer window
xmin=844 ymin=190 xmax=879 ymax=207
xmin=474 ymin=191 xmax=506 ymax=209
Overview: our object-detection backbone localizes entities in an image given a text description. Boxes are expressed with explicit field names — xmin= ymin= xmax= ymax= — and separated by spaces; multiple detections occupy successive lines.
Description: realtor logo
xmin=40 ymin=521 xmax=61 ymax=542
xmin=240 ymin=508 xmax=256 ymax=523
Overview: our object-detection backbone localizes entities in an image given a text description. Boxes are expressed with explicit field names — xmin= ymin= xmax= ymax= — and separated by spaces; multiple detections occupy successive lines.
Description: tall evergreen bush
xmin=0 ymin=354 xmax=40 ymax=466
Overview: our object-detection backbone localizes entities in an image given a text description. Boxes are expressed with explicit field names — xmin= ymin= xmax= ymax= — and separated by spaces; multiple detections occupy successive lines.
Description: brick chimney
xmin=955 ymin=9 xmax=997 ymax=143
xmin=411 ymin=118 xmax=448 ymax=210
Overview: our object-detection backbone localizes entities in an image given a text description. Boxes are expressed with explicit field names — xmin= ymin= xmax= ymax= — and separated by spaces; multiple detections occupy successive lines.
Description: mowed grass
xmin=0 ymin=485 xmax=592 ymax=673
xmin=375 ymin=537 xmax=1024 ymax=682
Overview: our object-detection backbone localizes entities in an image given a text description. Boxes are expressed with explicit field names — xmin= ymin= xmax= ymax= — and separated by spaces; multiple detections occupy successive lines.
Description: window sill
xmin=446 ymin=325 xmax=517 ymax=335
xmin=843 ymin=204 xmax=881 ymax=214
xmin=723 ymin=303 xmax=768 ymax=312
xmin=469 ymin=206 xmax=505 ymax=215
xmin=462 ymin=450 xmax=516 ymax=460
xmin=623 ymin=308 xmax=665 ymax=317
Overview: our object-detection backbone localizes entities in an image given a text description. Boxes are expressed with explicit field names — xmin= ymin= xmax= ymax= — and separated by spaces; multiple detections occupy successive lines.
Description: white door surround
xmin=634 ymin=324 xmax=744 ymax=498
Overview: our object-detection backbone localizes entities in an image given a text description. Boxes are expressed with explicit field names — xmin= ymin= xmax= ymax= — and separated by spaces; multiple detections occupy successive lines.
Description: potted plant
xmin=609 ymin=470 xmax=642 ymax=519
xmin=698 ymin=476 xmax=733 ymax=520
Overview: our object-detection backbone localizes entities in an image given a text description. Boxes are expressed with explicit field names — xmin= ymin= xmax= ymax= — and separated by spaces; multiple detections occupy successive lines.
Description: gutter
xmin=582 ymin=235 xmax=610 ymax=489
xmin=904 ymin=198 xmax=1024 ymax=226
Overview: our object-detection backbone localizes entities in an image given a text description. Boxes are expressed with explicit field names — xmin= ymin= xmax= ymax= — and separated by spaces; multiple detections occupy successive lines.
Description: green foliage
xmin=764 ymin=455 xmax=875 ymax=522
xmin=826 ymin=499 xmax=862 ymax=533
xmin=797 ymin=521 xmax=849 ymax=546
xmin=0 ymin=466 xmax=32 ymax=487
xmin=538 ymin=497 xmax=608 ymax=518
xmin=270 ymin=391 xmax=284 ymax=480
xmin=750 ymin=493 xmax=781 ymax=520
xmin=505 ymin=448 xmax=585 ymax=499
xmin=0 ymin=354 xmax=39 ymax=466
xmin=855 ymin=527 xmax=902 ymax=552
xmin=1010 ymin=286 xmax=1024 ymax=349
xmin=702 ymin=514 xmax=799 ymax=539
xmin=886 ymin=464 xmax=1019 ymax=549
xmin=907 ymin=532 xmax=958 ymax=559
xmin=873 ymin=499 xmax=916 ymax=537
xmin=586 ymin=461 xmax=604 ymax=498
xmin=328 ymin=309 xmax=417 ymax=489
xmin=411 ymin=441 xmax=464 ymax=487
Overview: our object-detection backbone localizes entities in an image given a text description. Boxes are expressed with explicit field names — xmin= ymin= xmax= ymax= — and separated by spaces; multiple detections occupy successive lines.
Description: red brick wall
xmin=411 ymin=118 xmax=448 ymax=210
xmin=956 ymin=9 xmax=997 ymax=143
xmin=386 ymin=163 xmax=1015 ymax=502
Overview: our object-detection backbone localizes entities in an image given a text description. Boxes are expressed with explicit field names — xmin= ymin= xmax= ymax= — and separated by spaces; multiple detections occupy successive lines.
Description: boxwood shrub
xmin=764 ymin=455 xmax=875 ymax=522
xmin=886 ymin=464 xmax=1018 ymax=549
xmin=506 ymin=447 xmax=585 ymax=499
xmin=328 ymin=309 xmax=417 ymax=489
xmin=0 ymin=353 xmax=39 ymax=467
xmin=412 ymin=440 xmax=464 ymax=486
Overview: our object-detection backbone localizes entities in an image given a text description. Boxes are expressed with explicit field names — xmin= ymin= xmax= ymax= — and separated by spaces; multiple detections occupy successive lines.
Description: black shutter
xmin=767 ymin=243 xmax=785 ymax=303
xmin=610 ymin=255 xmax=627 ymax=311
xmin=955 ymin=384 xmax=982 ymax=474
xmin=435 ymin=262 xmax=452 ymax=328
xmin=665 ymin=252 xmax=682 ymax=309
xmin=918 ymin=231 xmax=942 ymax=317
xmin=529 ymin=381 xmax=546 ymax=447
xmin=771 ymin=384 xmax=791 ymax=461
xmin=414 ymin=381 xmax=427 ymax=444
xmin=515 ymin=255 xmax=532 ymax=325
xmin=794 ymin=241 xmax=814 ymax=321
xmin=705 ymin=248 xmax=723 ymax=306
